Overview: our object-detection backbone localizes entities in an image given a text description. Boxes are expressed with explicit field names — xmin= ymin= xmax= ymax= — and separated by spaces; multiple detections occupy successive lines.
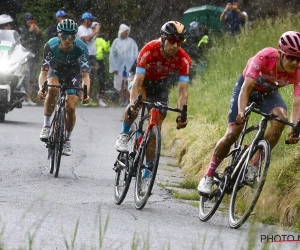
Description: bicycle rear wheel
xmin=228 ymin=140 xmax=270 ymax=229
xmin=199 ymin=175 xmax=228 ymax=222
xmin=114 ymin=123 xmax=137 ymax=205
xmin=134 ymin=125 xmax=161 ymax=210
xmin=54 ymin=109 xmax=65 ymax=178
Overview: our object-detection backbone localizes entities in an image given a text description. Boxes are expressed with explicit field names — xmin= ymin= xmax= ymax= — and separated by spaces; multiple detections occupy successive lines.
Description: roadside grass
xmin=162 ymin=11 xmax=300 ymax=229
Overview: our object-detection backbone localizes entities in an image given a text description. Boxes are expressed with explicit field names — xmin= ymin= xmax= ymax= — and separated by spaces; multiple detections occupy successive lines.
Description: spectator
xmin=181 ymin=21 xmax=210 ymax=80
xmin=76 ymin=12 xmax=99 ymax=106
xmin=109 ymin=24 xmax=138 ymax=106
xmin=47 ymin=10 xmax=68 ymax=40
xmin=94 ymin=22 xmax=110 ymax=107
xmin=220 ymin=0 xmax=248 ymax=36
xmin=0 ymin=0 xmax=22 ymax=30
xmin=181 ymin=21 xmax=202 ymax=63
xmin=19 ymin=12 xmax=42 ymax=106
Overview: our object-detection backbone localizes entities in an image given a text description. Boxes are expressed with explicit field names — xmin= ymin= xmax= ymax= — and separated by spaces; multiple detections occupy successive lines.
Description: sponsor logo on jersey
xmin=139 ymin=51 xmax=150 ymax=64
xmin=251 ymin=61 xmax=261 ymax=71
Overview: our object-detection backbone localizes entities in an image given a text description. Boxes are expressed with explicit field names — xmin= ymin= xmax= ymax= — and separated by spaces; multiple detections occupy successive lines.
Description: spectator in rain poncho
xmin=109 ymin=24 xmax=138 ymax=106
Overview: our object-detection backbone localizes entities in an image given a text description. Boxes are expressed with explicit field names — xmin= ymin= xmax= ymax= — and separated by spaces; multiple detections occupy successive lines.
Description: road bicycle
xmin=41 ymin=80 xmax=87 ymax=178
xmin=113 ymin=94 xmax=187 ymax=210
xmin=199 ymin=102 xmax=300 ymax=229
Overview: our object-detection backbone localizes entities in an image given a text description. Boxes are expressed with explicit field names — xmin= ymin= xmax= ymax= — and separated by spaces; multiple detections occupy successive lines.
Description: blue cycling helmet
xmin=57 ymin=19 xmax=78 ymax=34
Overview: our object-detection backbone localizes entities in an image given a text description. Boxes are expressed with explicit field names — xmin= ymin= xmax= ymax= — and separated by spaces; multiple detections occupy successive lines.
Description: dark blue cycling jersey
xmin=41 ymin=37 xmax=89 ymax=73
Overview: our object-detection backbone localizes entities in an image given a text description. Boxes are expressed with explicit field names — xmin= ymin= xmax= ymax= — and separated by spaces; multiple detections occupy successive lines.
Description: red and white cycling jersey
xmin=243 ymin=47 xmax=300 ymax=96
xmin=137 ymin=40 xmax=192 ymax=81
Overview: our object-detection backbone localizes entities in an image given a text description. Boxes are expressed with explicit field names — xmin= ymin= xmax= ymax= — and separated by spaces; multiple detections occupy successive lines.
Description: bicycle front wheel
xmin=114 ymin=123 xmax=137 ymax=205
xmin=228 ymin=139 xmax=270 ymax=229
xmin=199 ymin=175 xmax=228 ymax=222
xmin=134 ymin=125 xmax=161 ymax=210
xmin=54 ymin=108 xmax=65 ymax=178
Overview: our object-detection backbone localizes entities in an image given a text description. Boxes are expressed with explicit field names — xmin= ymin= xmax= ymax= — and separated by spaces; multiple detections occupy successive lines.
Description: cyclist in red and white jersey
xmin=198 ymin=31 xmax=300 ymax=195
xmin=115 ymin=21 xmax=191 ymax=153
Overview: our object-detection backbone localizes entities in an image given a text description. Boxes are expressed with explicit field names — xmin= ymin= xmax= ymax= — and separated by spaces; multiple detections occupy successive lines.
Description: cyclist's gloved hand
xmin=37 ymin=89 xmax=47 ymax=100
xmin=128 ymin=104 xmax=140 ymax=117
xmin=287 ymin=130 xmax=300 ymax=144
xmin=82 ymin=95 xmax=90 ymax=104
xmin=176 ymin=116 xmax=188 ymax=129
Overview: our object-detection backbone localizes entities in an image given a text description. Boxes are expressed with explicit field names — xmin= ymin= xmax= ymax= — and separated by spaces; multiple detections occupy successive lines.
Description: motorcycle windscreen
xmin=0 ymin=41 xmax=13 ymax=52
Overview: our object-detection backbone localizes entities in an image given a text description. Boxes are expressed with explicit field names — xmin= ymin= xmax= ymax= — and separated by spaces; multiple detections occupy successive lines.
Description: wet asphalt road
xmin=0 ymin=105 xmax=299 ymax=250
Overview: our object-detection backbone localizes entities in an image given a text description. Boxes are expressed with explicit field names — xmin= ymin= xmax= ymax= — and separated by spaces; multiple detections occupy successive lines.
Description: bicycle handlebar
xmin=128 ymin=94 xmax=188 ymax=122
xmin=41 ymin=80 xmax=88 ymax=99
xmin=245 ymin=102 xmax=300 ymax=145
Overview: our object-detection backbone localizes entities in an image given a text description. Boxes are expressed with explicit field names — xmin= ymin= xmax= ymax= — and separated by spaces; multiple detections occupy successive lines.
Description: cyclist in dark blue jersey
xmin=37 ymin=19 xmax=90 ymax=156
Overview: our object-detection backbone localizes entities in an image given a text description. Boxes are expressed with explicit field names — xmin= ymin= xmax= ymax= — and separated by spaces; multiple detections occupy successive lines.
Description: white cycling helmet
xmin=0 ymin=14 xmax=14 ymax=25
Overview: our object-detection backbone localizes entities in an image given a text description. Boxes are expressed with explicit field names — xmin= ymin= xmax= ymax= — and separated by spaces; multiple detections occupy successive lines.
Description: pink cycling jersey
xmin=243 ymin=47 xmax=300 ymax=96
xmin=137 ymin=40 xmax=191 ymax=81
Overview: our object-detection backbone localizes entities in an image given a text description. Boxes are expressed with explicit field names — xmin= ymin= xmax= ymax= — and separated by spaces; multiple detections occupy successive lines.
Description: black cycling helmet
xmin=160 ymin=21 xmax=186 ymax=40
xmin=57 ymin=19 xmax=78 ymax=34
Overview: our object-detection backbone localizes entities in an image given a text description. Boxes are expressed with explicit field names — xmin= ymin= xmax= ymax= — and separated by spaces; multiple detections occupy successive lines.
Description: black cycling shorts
xmin=47 ymin=65 xmax=81 ymax=96
xmin=228 ymin=75 xmax=287 ymax=123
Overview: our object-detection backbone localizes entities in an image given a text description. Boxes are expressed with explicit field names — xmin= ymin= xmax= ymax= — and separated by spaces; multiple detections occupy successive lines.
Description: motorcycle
xmin=0 ymin=30 xmax=33 ymax=122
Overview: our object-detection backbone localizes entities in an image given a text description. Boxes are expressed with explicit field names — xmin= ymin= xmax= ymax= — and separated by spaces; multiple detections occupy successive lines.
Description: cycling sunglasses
xmin=284 ymin=53 xmax=300 ymax=63
xmin=60 ymin=33 xmax=76 ymax=41
xmin=166 ymin=36 xmax=184 ymax=46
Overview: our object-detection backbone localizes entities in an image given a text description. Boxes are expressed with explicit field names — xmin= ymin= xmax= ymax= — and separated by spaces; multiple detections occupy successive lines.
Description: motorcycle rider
xmin=0 ymin=14 xmax=14 ymax=30
xmin=0 ymin=14 xmax=28 ymax=95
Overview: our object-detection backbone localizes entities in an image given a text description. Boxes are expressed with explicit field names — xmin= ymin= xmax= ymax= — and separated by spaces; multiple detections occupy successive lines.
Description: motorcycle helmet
xmin=0 ymin=14 xmax=14 ymax=25
xmin=57 ymin=19 xmax=78 ymax=34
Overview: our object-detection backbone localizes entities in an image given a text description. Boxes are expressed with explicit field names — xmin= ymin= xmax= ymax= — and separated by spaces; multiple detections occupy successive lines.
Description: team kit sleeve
xmin=178 ymin=56 xmax=191 ymax=83
xmin=243 ymin=50 xmax=268 ymax=81
xmin=80 ymin=44 xmax=90 ymax=73
xmin=293 ymin=69 xmax=300 ymax=96
xmin=136 ymin=44 xmax=151 ymax=74
xmin=40 ymin=43 xmax=52 ymax=72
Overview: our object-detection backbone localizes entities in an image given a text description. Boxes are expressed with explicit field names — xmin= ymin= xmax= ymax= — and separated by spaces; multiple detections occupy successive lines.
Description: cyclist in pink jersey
xmin=198 ymin=31 xmax=300 ymax=195
xmin=115 ymin=21 xmax=191 ymax=154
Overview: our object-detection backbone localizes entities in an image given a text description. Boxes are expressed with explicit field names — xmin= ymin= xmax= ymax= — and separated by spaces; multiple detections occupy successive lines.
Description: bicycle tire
xmin=114 ymin=123 xmax=137 ymax=205
xmin=228 ymin=139 xmax=270 ymax=229
xmin=49 ymin=112 xmax=58 ymax=174
xmin=199 ymin=175 xmax=228 ymax=222
xmin=134 ymin=125 xmax=161 ymax=210
xmin=54 ymin=108 xmax=65 ymax=178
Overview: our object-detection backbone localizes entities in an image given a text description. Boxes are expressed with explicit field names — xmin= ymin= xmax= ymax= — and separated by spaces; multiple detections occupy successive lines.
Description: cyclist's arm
xmin=130 ymin=68 xmax=145 ymax=105
xmin=81 ymin=72 xmax=91 ymax=97
xmin=290 ymin=96 xmax=300 ymax=124
xmin=38 ymin=71 xmax=48 ymax=91
xmin=177 ymin=81 xmax=188 ymax=111
xmin=238 ymin=76 xmax=255 ymax=116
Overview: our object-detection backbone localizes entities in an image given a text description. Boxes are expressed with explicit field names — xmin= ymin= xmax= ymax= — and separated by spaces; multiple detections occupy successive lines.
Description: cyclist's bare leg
xmin=264 ymin=107 xmax=287 ymax=150
xmin=146 ymin=113 xmax=165 ymax=162
xmin=205 ymin=123 xmax=243 ymax=176
xmin=65 ymin=95 xmax=79 ymax=132
xmin=44 ymin=77 xmax=59 ymax=116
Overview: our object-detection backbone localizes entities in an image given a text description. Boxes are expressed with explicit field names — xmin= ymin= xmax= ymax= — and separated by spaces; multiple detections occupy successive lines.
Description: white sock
xmin=66 ymin=130 xmax=72 ymax=141
xmin=44 ymin=115 xmax=51 ymax=127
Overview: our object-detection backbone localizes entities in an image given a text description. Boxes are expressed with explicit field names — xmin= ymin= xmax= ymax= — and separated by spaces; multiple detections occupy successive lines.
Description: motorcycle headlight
xmin=0 ymin=59 xmax=19 ymax=74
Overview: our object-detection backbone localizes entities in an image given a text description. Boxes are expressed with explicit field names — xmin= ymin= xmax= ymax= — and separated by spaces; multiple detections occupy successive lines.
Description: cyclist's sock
xmin=120 ymin=122 xmax=131 ymax=134
xmin=66 ymin=130 xmax=72 ymax=141
xmin=43 ymin=115 xmax=51 ymax=127
xmin=205 ymin=156 xmax=221 ymax=177
xmin=145 ymin=161 xmax=151 ymax=168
